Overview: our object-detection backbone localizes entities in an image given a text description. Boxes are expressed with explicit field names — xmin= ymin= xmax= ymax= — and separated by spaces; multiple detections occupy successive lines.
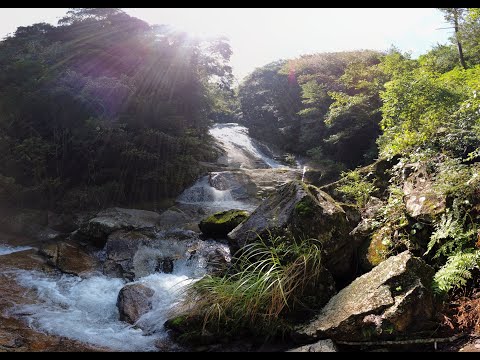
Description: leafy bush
xmin=337 ymin=170 xmax=378 ymax=207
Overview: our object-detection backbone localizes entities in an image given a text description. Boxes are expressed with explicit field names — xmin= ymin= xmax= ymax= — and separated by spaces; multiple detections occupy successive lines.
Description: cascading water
xmin=209 ymin=123 xmax=284 ymax=169
xmin=0 ymin=244 xmax=32 ymax=256
xmin=9 ymin=239 xmax=228 ymax=352
xmin=6 ymin=122 xmax=297 ymax=351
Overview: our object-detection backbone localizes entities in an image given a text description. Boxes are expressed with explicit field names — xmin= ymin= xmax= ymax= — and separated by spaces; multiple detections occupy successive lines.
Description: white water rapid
xmin=7 ymin=123 xmax=297 ymax=351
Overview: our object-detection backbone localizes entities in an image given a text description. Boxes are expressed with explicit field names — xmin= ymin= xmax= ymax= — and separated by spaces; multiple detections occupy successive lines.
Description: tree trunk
xmin=454 ymin=10 xmax=467 ymax=69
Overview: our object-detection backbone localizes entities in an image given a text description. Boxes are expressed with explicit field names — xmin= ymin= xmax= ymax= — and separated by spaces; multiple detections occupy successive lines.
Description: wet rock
xmin=287 ymin=339 xmax=338 ymax=352
xmin=403 ymin=164 xmax=445 ymax=222
xmin=116 ymin=283 xmax=155 ymax=325
xmin=187 ymin=240 xmax=231 ymax=275
xmin=208 ymin=171 xmax=257 ymax=200
xmin=103 ymin=230 xmax=154 ymax=280
xmin=78 ymin=207 xmax=161 ymax=246
xmin=228 ymin=180 xmax=355 ymax=280
xmin=156 ymin=258 xmax=174 ymax=273
xmin=39 ymin=240 xmax=99 ymax=276
xmin=295 ymin=251 xmax=435 ymax=342
xmin=199 ymin=209 xmax=249 ymax=239
xmin=38 ymin=242 xmax=59 ymax=267
xmin=103 ymin=229 xmax=201 ymax=280
xmin=56 ymin=241 xmax=100 ymax=276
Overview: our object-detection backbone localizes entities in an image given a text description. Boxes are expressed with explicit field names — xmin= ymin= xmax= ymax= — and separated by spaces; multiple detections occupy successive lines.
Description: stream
xmin=1 ymin=123 xmax=300 ymax=351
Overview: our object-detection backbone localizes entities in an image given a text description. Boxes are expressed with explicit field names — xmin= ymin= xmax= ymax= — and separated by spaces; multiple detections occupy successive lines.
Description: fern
xmin=433 ymin=250 xmax=480 ymax=294
xmin=425 ymin=211 xmax=475 ymax=259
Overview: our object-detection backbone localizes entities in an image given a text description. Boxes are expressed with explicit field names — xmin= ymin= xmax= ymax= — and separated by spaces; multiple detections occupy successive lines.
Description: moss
xmin=199 ymin=209 xmax=249 ymax=238
xmin=359 ymin=228 xmax=390 ymax=271
xmin=295 ymin=199 xmax=314 ymax=217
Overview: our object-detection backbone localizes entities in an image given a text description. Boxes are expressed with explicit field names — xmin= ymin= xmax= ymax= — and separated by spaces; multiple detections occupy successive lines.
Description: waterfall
xmin=6 ymin=122 xmax=298 ymax=351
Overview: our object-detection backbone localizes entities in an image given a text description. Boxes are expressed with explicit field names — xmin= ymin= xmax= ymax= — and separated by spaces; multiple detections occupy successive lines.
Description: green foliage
xmin=337 ymin=170 xmax=378 ymax=208
xmin=0 ymin=9 xmax=233 ymax=210
xmin=434 ymin=157 xmax=480 ymax=201
xmin=181 ymin=233 xmax=326 ymax=337
xmin=239 ymin=51 xmax=385 ymax=177
xmin=433 ymin=250 xmax=480 ymax=294
xmin=378 ymin=40 xmax=480 ymax=158
xmin=425 ymin=207 xmax=476 ymax=259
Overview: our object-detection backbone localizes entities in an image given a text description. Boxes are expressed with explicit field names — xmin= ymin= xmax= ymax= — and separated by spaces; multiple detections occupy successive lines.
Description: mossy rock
xmin=164 ymin=314 xmax=216 ymax=346
xmin=359 ymin=227 xmax=390 ymax=271
xmin=199 ymin=209 xmax=249 ymax=238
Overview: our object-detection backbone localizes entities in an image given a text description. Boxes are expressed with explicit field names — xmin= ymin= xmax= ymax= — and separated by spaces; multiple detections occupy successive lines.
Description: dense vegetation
xmin=0 ymin=8 xmax=233 ymax=211
xmin=238 ymin=50 xmax=386 ymax=182
xmin=3 ymin=7 xmax=480 ymax=345
xmin=183 ymin=7 xmax=480 ymax=340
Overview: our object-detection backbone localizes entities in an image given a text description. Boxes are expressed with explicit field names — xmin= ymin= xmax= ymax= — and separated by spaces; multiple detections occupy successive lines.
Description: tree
xmin=439 ymin=8 xmax=468 ymax=69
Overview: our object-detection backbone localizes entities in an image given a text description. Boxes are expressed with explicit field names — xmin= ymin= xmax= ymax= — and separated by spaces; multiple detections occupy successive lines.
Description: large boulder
xmin=117 ymin=283 xmax=155 ymax=324
xmin=199 ymin=209 xmax=249 ymax=239
xmin=78 ymin=207 xmax=161 ymax=246
xmin=228 ymin=181 xmax=355 ymax=280
xmin=403 ymin=164 xmax=445 ymax=222
xmin=294 ymin=251 xmax=435 ymax=342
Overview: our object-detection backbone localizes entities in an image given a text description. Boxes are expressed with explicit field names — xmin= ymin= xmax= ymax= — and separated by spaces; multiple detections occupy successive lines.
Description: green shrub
xmin=337 ymin=170 xmax=378 ymax=208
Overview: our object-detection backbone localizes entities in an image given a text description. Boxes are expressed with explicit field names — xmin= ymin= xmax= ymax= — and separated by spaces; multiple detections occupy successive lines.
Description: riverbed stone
xmin=117 ymin=283 xmax=155 ymax=324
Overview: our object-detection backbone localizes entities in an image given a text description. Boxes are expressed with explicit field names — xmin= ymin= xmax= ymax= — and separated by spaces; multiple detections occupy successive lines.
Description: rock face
xmin=199 ymin=209 xmax=249 ymax=239
xmin=78 ymin=207 xmax=161 ymax=246
xmin=287 ymin=339 xmax=338 ymax=352
xmin=295 ymin=251 xmax=435 ymax=342
xmin=403 ymin=164 xmax=445 ymax=221
xmin=228 ymin=181 xmax=355 ymax=280
xmin=117 ymin=284 xmax=155 ymax=324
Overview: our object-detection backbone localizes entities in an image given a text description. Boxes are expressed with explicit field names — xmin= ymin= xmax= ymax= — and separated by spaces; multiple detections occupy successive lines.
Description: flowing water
xmin=0 ymin=244 xmax=32 ymax=256
xmin=5 ymin=123 xmax=298 ymax=351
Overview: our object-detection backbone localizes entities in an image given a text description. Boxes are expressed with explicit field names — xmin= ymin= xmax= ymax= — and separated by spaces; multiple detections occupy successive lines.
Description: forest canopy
xmin=0 ymin=8 xmax=234 ymax=210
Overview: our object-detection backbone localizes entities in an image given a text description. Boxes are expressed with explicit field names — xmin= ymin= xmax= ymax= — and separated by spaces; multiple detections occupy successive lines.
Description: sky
xmin=0 ymin=8 xmax=451 ymax=81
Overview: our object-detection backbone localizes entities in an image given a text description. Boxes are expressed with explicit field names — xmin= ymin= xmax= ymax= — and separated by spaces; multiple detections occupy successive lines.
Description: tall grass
xmin=180 ymin=232 xmax=326 ymax=337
